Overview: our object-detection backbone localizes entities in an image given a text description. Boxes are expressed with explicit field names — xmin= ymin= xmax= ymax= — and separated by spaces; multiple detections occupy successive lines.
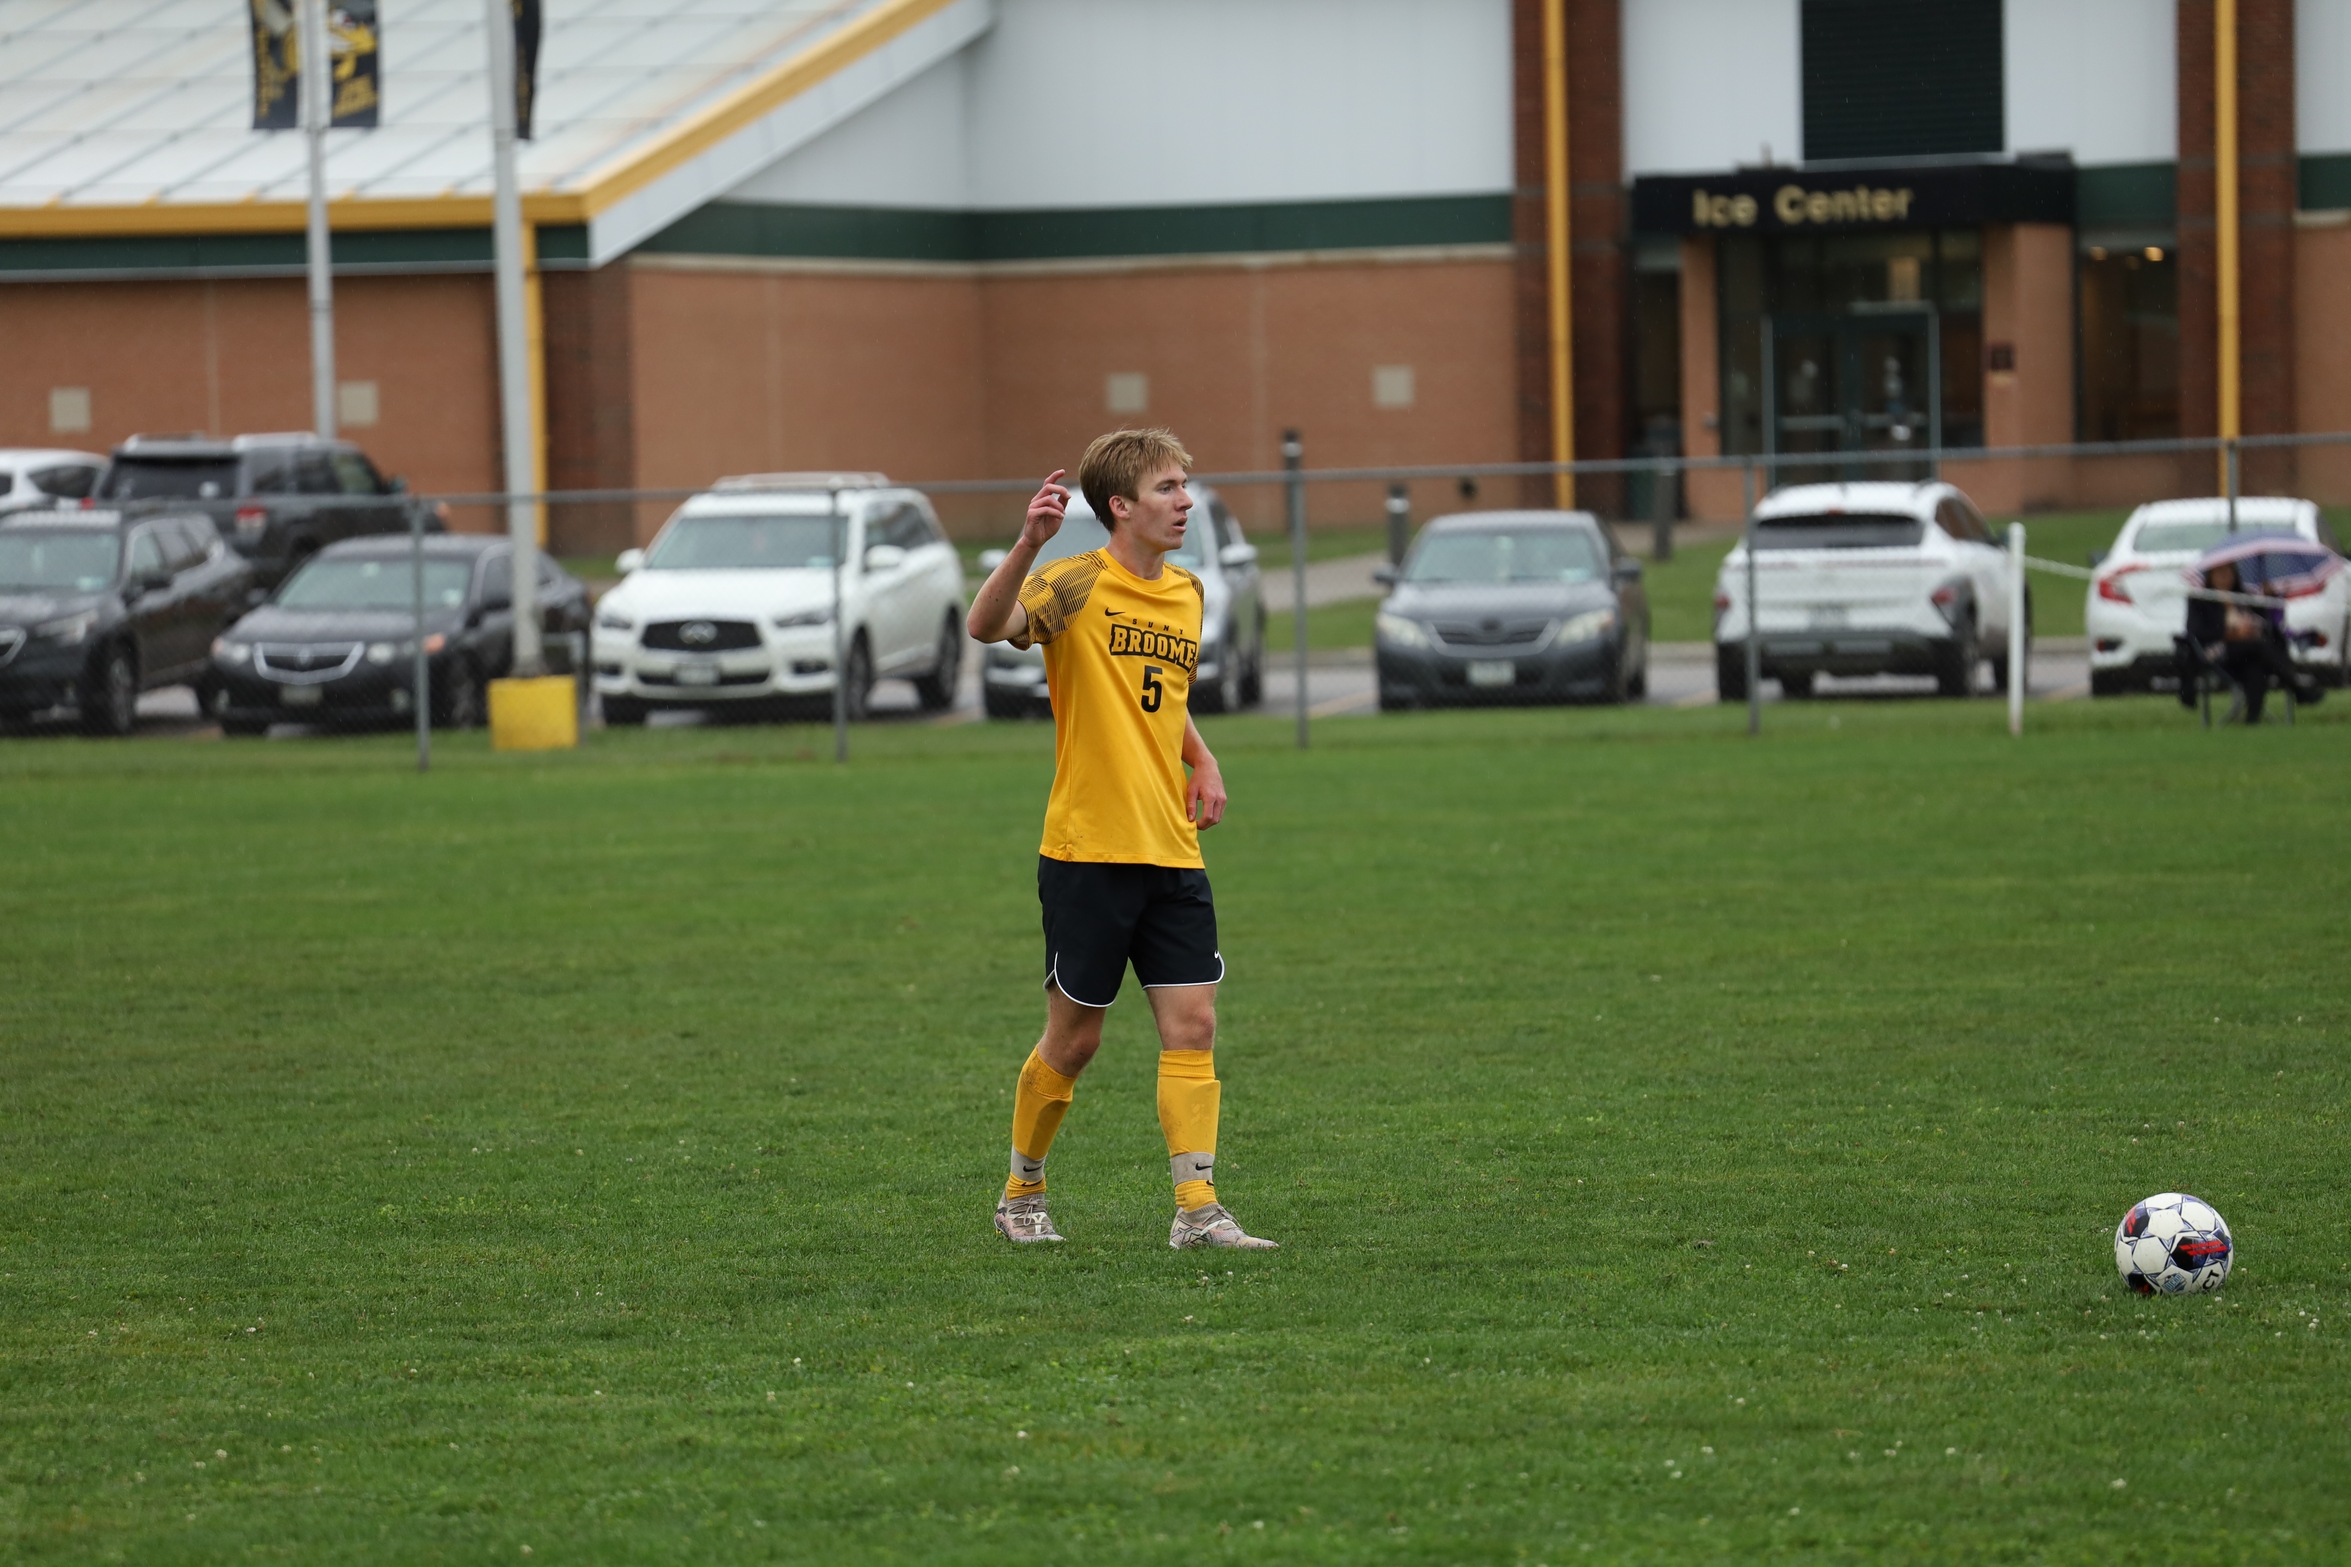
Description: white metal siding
xmin=2004 ymin=0 xmax=2174 ymax=165
xmin=1622 ymin=0 xmax=1800 ymax=175
xmin=2301 ymin=0 xmax=2351 ymax=155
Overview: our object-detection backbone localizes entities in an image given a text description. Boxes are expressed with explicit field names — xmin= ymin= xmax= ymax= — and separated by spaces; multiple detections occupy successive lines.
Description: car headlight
xmin=595 ymin=610 xmax=634 ymax=632
xmin=366 ymin=641 xmax=399 ymax=665
xmin=1376 ymin=610 xmax=1431 ymax=649
xmin=35 ymin=611 xmax=97 ymax=645
xmin=773 ymin=607 xmax=832 ymax=629
xmin=212 ymin=637 xmax=250 ymax=664
xmin=1557 ymin=608 xmax=1618 ymax=644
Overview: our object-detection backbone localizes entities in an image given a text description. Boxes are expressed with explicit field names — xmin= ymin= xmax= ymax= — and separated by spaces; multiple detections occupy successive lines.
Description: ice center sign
xmin=1633 ymin=161 xmax=2072 ymax=236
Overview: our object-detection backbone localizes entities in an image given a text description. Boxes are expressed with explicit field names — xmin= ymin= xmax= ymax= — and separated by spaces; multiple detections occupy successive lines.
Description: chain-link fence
xmin=19 ymin=430 xmax=2343 ymax=747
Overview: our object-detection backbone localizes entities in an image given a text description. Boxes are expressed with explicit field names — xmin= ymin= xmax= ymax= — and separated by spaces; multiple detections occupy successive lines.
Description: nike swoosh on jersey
xmin=1103 ymin=608 xmax=1127 ymax=617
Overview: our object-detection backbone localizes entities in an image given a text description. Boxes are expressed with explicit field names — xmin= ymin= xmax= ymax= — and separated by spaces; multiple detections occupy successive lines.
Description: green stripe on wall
xmin=2303 ymin=153 xmax=2351 ymax=212
xmin=2076 ymin=162 xmax=2174 ymax=231
xmin=637 ymin=195 xmax=1515 ymax=264
xmin=0 ymin=227 xmax=500 ymax=277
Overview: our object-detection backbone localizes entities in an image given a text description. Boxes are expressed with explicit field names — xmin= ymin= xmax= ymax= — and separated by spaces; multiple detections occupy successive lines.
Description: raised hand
xmin=1021 ymin=470 xmax=1071 ymax=550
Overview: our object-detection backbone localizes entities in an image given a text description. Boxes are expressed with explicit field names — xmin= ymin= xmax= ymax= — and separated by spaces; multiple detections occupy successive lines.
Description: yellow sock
xmin=1157 ymin=1048 xmax=1221 ymax=1210
xmin=1005 ymin=1049 xmax=1077 ymax=1200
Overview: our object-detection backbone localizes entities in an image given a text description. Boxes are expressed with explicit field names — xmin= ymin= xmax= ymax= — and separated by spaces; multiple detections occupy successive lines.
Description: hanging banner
xmin=513 ymin=0 xmax=543 ymax=141
xmin=249 ymin=1 xmax=381 ymax=131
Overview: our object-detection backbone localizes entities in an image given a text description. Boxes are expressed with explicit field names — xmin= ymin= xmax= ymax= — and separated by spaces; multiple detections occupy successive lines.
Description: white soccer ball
xmin=2113 ymin=1192 xmax=2233 ymax=1295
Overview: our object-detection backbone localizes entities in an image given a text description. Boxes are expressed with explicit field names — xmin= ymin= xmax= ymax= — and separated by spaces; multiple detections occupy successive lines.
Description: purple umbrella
xmin=2185 ymin=531 xmax=2344 ymax=599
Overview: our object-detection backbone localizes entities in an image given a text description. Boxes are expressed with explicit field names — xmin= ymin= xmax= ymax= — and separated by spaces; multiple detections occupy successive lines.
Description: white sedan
xmin=591 ymin=474 xmax=966 ymax=724
xmin=2086 ymin=497 xmax=2351 ymax=695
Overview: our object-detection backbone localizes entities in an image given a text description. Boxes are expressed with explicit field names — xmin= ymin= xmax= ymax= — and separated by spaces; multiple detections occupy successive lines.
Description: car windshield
xmin=1033 ymin=511 xmax=1207 ymax=568
xmin=1753 ymin=512 xmax=1925 ymax=550
xmin=2131 ymin=518 xmax=2278 ymax=555
xmin=647 ymin=513 xmax=846 ymax=570
xmin=97 ymin=457 xmax=240 ymax=501
xmin=0 ymin=531 xmax=119 ymax=592
xmin=278 ymin=556 xmax=473 ymax=611
xmin=1406 ymin=529 xmax=1604 ymax=583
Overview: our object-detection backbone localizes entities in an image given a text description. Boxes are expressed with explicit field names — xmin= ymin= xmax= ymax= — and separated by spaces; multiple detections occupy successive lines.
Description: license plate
xmin=279 ymin=685 xmax=322 ymax=707
xmin=673 ymin=661 xmax=720 ymax=686
xmin=1467 ymin=660 xmax=1515 ymax=687
xmin=1809 ymin=605 xmax=1850 ymax=629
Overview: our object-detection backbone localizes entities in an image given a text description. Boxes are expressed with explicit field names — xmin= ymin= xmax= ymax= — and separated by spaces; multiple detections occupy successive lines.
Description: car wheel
xmin=842 ymin=635 xmax=873 ymax=722
xmin=913 ymin=613 xmax=962 ymax=711
xmin=80 ymin=644 xmax=138 ymax=737
xmin=1195 ymin=639 xmax=1242 ymax=714
xmin=437 ymin=660 xmax=484 ymax=729
xmin=1239 ymin=616 xmax=1266 ymax=706
xmin=601 ymin=695 xmax=648 ymax=727
xmin=1779 ymin=669 xmax=1815 ymax=699
xmin=1626 ymin=652 xmax=1648 ymax=701
xmin=1933 ymin=620 xmax=1978 ymax=697
xmin=1715 ymin=644 xmax=1748 ymax=702
xmin=1989 ymin=638 xmax=2032 ymax=693
xmin=2088 ymin=668 xmax=2129 ymax=698
xmin=221 ymin=716 xmax=270 ymax=738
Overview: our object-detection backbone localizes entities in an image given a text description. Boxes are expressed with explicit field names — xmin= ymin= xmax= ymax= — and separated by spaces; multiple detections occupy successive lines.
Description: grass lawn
xmin=1265 ymin=598 xmax=1380 ymax=655
xmin=4 ymin=703 xmax=2348 ymax=1563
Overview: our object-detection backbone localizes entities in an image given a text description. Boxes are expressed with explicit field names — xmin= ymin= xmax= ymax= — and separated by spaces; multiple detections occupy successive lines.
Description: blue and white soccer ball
xmin=2113 ymin=1192 xmax=2233 ymax=1295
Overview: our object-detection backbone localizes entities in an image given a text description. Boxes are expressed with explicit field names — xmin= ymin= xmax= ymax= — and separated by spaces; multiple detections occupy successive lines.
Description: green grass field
xmin=5 ymin=703 xmax=2348 ymax=1563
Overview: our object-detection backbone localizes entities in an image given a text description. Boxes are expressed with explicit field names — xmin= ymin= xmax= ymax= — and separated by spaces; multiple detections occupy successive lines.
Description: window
xmin=477 ymin=554 xmax=512 ymax=606
xmin=879 ymin=504 xmax=932 ymax=552
xmin=1936 ymin=498 xmax=1990 ymax=544
xmin=98 ymin=458 xmax=239 ymax=501
xmin=1801 ymin=0 xmax=2001 ymax=162
xmin=1209 ymin=496 xmax=1244 ymax=549
xmin=332 ymin=450 xmax=384 ymax=495
xmin=2078 ymin=247 xmax=2178 ymax=442
xmin=296 ymin=452 xmax=341 ymax=495
xmin=126 ymin=530 xmax=166 ymax=580
xmin=155 ymin=520 xmax=205 ymax=572
xmin=246 ymin=452 xmax=298 ymax=494
xmin=28 ymin=463 xmax=97 ymax=500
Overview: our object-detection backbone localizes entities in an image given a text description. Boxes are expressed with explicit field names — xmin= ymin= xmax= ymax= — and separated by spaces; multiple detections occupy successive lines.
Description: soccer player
xmin=966 ymin=428 xmax=1277 ymax=1251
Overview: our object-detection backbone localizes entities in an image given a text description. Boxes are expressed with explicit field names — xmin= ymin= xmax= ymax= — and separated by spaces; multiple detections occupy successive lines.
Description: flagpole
xmin=485 ymin=0 xmax=542 ymax=677
xmin=299 ymin=0 xmax=337 ymax=440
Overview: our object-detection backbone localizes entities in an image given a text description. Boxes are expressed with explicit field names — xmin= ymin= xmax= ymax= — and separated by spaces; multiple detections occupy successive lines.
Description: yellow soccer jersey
xmin=1012 ymin=548 xmax=1205 ymax=866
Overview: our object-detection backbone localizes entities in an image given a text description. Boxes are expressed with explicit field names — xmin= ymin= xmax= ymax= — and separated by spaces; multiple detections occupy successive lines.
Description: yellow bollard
xmin=487 ymin=675 xmax=579 ymax=751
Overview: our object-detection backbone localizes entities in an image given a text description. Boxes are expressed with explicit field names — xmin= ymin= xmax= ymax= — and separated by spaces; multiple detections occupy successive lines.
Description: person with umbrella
xmin=2176 ymin=533 xmax=2337 ymax=722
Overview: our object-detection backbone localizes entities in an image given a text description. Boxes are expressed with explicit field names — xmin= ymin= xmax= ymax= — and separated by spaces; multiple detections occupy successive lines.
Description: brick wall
xmin=2177 ymin=0 xmax=2297 ymax=495
xmin=1510 ymin=0 xmax=1628 ymax=512
xmin=0 ymin=273 xmax=498 ymax=507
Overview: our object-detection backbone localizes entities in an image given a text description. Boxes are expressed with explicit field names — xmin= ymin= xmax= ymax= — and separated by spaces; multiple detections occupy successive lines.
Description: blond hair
xmin=1076 ymin=428 xmax=1193 ymax=531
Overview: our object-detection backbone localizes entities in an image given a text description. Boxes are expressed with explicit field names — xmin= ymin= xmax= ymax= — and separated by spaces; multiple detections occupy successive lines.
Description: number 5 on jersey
xmin=1139 ymin=664 xmax=1164 ymax=712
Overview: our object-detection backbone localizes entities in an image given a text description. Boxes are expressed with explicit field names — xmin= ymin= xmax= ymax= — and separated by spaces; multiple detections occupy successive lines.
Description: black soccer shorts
xmin=1038 ymin=857 xmax=1224 ymax=1008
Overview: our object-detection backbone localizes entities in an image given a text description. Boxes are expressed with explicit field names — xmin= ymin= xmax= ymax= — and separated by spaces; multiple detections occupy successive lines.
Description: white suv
xmin=1714 ymin=480 xmax=2021 ymax=699
xmin=2087 ymin=497 xmax=2350 ymax=695
xmin=592 ymin=474 xmax=966 ymax=724
xmin=0 ymin=448 xmax=104 ymax=516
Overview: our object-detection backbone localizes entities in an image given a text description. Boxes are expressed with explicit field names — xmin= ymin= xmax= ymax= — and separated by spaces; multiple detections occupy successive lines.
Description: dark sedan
xmin=206 ymin=535 xmax=589 ymax=736
xmin=1374 ymin=511 xmax=1649 ymax=709
xmin=0 ymin=509 xmax=256 ymax=735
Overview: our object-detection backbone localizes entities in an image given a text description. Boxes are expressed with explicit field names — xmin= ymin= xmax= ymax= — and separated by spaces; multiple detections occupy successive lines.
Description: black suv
xmin=0 ymin=509 xmax=257 ymax=735
xmin=93 ymin=433 xmax=440 ymax=589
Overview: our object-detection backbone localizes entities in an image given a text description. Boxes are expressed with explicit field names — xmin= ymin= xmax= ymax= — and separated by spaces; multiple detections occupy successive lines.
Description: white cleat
xmin=994 ymin=1194 xmax=1064 ymax=1244
xmin=1169 ymin=1202 xmax=1277 ymax=1250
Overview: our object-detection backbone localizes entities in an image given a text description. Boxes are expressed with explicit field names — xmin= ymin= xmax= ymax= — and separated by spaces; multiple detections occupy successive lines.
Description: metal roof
xmin=0 ymin=0 xmax=991 ymax=262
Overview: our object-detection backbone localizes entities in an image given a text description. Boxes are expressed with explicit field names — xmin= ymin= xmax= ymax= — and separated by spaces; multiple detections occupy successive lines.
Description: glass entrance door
xmin=1764 ymin=309 xmax=1940 ymax=485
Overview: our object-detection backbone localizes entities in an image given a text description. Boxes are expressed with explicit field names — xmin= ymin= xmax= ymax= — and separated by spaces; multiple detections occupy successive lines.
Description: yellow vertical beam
xmin=522 ymin=221 xmax=548 ymax=546
xmin=2214 ymin=0 xmax=2241 ymax=483
xmin=1541 ymin=0 xmax=1575 ymax=509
